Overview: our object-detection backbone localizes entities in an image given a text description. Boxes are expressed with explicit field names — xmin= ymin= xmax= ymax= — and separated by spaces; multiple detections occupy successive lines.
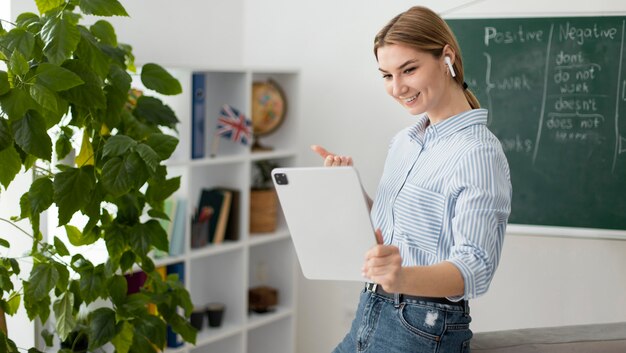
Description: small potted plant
xmin=249 ymin=160 xmax=279 ymax=233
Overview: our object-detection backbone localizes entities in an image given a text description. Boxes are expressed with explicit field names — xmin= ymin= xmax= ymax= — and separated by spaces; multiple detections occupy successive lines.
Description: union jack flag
xmin=216 ymin=104 xmax=252 ymax=145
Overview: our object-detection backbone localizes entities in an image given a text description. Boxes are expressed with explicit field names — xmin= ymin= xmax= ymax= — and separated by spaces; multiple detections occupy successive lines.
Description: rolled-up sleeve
xmin=446 ymin=144 xmax=512 ymax=300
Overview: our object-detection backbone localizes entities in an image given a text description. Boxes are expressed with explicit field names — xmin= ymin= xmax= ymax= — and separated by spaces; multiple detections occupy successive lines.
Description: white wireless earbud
xmin=444 ymin=56 xmax=456 ymax=77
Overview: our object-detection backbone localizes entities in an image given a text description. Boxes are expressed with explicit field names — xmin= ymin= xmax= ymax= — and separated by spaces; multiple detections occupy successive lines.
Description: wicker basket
xmin=249 ymin=189 xmax=277 ymax=233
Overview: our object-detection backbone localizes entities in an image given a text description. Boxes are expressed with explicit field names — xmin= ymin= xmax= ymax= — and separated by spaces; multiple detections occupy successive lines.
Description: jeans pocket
xmin=397 ymin=303 xmax=443 ymax=342
xmin=394 ymin=183 xmax=445 ymax=255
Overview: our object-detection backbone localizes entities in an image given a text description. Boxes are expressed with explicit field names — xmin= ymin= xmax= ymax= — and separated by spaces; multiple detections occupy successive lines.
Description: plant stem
xmin=0 ymin=218 xmax=34 ymax=240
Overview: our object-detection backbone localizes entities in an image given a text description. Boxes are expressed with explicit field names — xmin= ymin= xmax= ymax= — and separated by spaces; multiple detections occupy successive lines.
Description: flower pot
xmin=249 ymin=189 xmax=277 ymax=233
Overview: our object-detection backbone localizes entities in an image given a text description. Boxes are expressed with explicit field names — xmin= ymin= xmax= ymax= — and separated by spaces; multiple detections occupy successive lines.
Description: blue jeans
xmin=333 ymin=288 xmax=472 ymax=353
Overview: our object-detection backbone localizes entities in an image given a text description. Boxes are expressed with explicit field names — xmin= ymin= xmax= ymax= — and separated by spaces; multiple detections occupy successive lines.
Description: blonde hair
xmin=374 ymin=6 xmax=480 ymax=109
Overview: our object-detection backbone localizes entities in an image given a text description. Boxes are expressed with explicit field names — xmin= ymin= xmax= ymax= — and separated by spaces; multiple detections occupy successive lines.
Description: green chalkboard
xmin=447 ymin=16 xmax=626 ymax=231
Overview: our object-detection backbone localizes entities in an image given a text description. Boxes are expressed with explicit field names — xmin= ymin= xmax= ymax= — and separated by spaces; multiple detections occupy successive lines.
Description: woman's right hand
xmin=311 ymin=145 xmax=353 ymax=167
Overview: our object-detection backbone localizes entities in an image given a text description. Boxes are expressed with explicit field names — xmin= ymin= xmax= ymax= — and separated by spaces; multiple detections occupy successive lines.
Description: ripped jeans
xmin=332 ymin=288 xmax=472 ymax=353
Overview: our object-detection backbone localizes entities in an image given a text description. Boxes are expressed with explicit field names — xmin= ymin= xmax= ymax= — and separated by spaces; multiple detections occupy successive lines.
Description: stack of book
xmin=191 ymin=187 xmax=240 ymax=248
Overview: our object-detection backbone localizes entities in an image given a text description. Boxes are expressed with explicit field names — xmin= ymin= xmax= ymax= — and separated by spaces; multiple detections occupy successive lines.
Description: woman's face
xmin=377 ymin=44 xmax=448 ymax=116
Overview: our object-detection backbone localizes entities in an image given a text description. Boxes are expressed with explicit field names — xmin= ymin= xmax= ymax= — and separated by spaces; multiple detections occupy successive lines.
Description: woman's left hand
xmin=362 ymin=229 xmax=404 ymax=293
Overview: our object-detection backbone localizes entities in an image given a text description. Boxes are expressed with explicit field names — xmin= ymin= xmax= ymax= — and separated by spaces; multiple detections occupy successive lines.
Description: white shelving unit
xmin=158 ymin=68 xmax=300 ymax=353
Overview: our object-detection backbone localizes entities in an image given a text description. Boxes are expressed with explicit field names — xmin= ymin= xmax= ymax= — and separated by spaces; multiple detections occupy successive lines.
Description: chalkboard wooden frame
xmin=446 ymin=15 xmax=626 ymax=238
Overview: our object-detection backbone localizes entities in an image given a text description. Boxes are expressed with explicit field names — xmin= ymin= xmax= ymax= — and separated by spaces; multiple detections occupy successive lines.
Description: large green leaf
xmin=134 ymin=144 xmax=159 ymax=172
xmin=79 ymin=0 xmax=129 ymax=17
xmin=64 ymin=224 xmax=83 ymax=246
xmin=88 ymin=307 xmax=118 ymax=349
xmin=132 ymin=314 xmax=166 ymax=352
xmin=140 ymin=64 xmax=182 ymax=96
xmin=0 ymin=71 xmax=9 ymax=96
xmin=102 ymin=135 xmax=136 ymax=158
xmin=167 ymin=314 xmax=197 ymax=345
xmin=53 ymin=261 xmax=70 ymax=291
xmin=16 ymin=12 xmax=43 ymax=33
xmin=104 ymin=223 xmax=127 ymax=263
xmin=0 ymin=28 xmax=35 ymax=59
xmin=29 ymin=83 xmax=58 ymax=112
xmin=41 ymin=11 xmax=81 ymax=65
xmin=9 ymin=50 xmax=29 ymax=76
xmin=80 ymin=264 xmax=105 ymax=303
xmin=6 ymin=293 xmax=21 ymax=316
xmin=12 ymin=110 xmax=52 ymax=160
xmin=55 ymin=127 xmax=73 ymax=160
xmin=146 ymin=177 xmax=180 ymax=205
xmin=35 ymin=0 xmax=65 ymax=14
xmin=101 ymin=156 xmax=131 ymax=196
xmin=101 ymin=153 xmax=148 ymax=196
xmin=53 ymin=236 xmax=70 ymax=257
xmin=60 ymin=60 xmax=106 ymax=109
xmin=129 ymin=222 xmax=153 ymax=257
xmin=0 ymin=88 xmax=37 ymax=120
xmin=147 ymin=219 xmax=168 ymax=252
xmin=103 ymin=84 xmax=126 ymax=128
xmin=23 ymin=280 xmax=51 ymax=321
xmin=53 ymin=166 xmax=96 ymax=225
xmin=36 ymin=63 xmax=84 ymax=91
xmin=111 ymin=321 xmax=133 ymax=353
xmin=0 ymin=118 xmax=12 ymax=151
xmin=27 ymin=262 xmax=58 ymax=300
xmin=90 ymin=20 xmax=117 ymax=46
xmin=133 ymin=96 xmax=178 ymax=128
xmin=145 ymin=133 xmax=178 ymax=160
xmin=0 ymin=145 xmax=22 ymax=189
xmin=53 ymin=292 xmax=75 ymax=341
xmin=108 ymin=64 xmax=131 ymax=93
xmin=76 ymin=26 xmax=110 ymax=78
xmin=28 ymin=177 xmax=53 ymax=214
xmin=108 ymin=275 xmax=128 ymax=305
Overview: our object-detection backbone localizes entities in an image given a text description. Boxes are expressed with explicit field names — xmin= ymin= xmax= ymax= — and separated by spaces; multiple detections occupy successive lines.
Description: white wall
xmin=4 ymin=1 xmax=626 ymax=352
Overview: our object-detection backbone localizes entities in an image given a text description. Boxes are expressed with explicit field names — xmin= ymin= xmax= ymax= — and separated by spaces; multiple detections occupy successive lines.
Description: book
xmin=191 ymin=73 xmax=206 ymax=159
xmin=153 ymin=198 xmax=176 ymax=259
xmin=197 ymin=188 xmax=232 ymax=244
xmin=218 ymin=187 xmax=241 ymax=242
xmin=169 ymin=198 xmax=186 ymax=256
xmin=166 ymin=262 xmax=185 ymax=348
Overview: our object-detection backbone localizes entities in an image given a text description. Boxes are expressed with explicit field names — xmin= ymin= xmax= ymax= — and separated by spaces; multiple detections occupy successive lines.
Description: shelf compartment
xmin=248 ymin=238 xmax=295 ymax=309
xmin=189 ymin=251 xmax=246 ymax=329
xmin=246 ymin=315 xmax=294 ymax=353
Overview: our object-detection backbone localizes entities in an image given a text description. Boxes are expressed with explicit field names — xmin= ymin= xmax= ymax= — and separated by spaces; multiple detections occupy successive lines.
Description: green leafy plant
xmin=251 ymin=160 xmax=279 ymax=190
xmin=0 ymin=0 xmax=196 ymax=352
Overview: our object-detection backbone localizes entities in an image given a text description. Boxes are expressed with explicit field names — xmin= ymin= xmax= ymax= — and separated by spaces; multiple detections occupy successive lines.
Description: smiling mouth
xmin=404 ymin=93 xmax=418 ymax=103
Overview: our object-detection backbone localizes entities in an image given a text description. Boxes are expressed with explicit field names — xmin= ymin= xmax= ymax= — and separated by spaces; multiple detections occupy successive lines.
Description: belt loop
xmin=464 ymin=300 xmax=470 ymax=316
xmin=394 ymin=293 xmax=400 ymax=308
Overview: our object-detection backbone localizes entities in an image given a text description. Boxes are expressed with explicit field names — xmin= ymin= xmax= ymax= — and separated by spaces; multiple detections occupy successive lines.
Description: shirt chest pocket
xmin=393 ymin=183 xmax=446 ymax=255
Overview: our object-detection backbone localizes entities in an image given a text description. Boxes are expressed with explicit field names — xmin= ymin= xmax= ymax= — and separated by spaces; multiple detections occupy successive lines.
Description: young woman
xmin=313 ymin=6 xmax=512 ymax=352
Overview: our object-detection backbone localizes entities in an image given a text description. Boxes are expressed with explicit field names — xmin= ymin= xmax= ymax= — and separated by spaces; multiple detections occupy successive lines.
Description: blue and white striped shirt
xmin=370 ymin=108 xmax=512 ymax=300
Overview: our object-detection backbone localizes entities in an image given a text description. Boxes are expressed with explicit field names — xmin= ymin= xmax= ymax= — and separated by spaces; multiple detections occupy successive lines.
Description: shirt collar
xmin=408 ymin=108 xmax=488 ymax=143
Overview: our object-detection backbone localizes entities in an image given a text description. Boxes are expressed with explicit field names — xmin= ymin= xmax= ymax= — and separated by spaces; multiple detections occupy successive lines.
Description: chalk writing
xmin=484 ymin=25 xmax=544 ymax=46
xmin=559 ymin=22 xmax=618 ymax=45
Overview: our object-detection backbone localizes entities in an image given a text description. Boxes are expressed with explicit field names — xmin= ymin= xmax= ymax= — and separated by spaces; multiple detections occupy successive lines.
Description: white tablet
xmin=272 ymin=166 xmax=376 ymax=281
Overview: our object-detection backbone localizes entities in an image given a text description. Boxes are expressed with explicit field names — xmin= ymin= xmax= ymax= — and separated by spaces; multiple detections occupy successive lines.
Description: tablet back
xmin=272 ymin=167 xmax=376 ymax=281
